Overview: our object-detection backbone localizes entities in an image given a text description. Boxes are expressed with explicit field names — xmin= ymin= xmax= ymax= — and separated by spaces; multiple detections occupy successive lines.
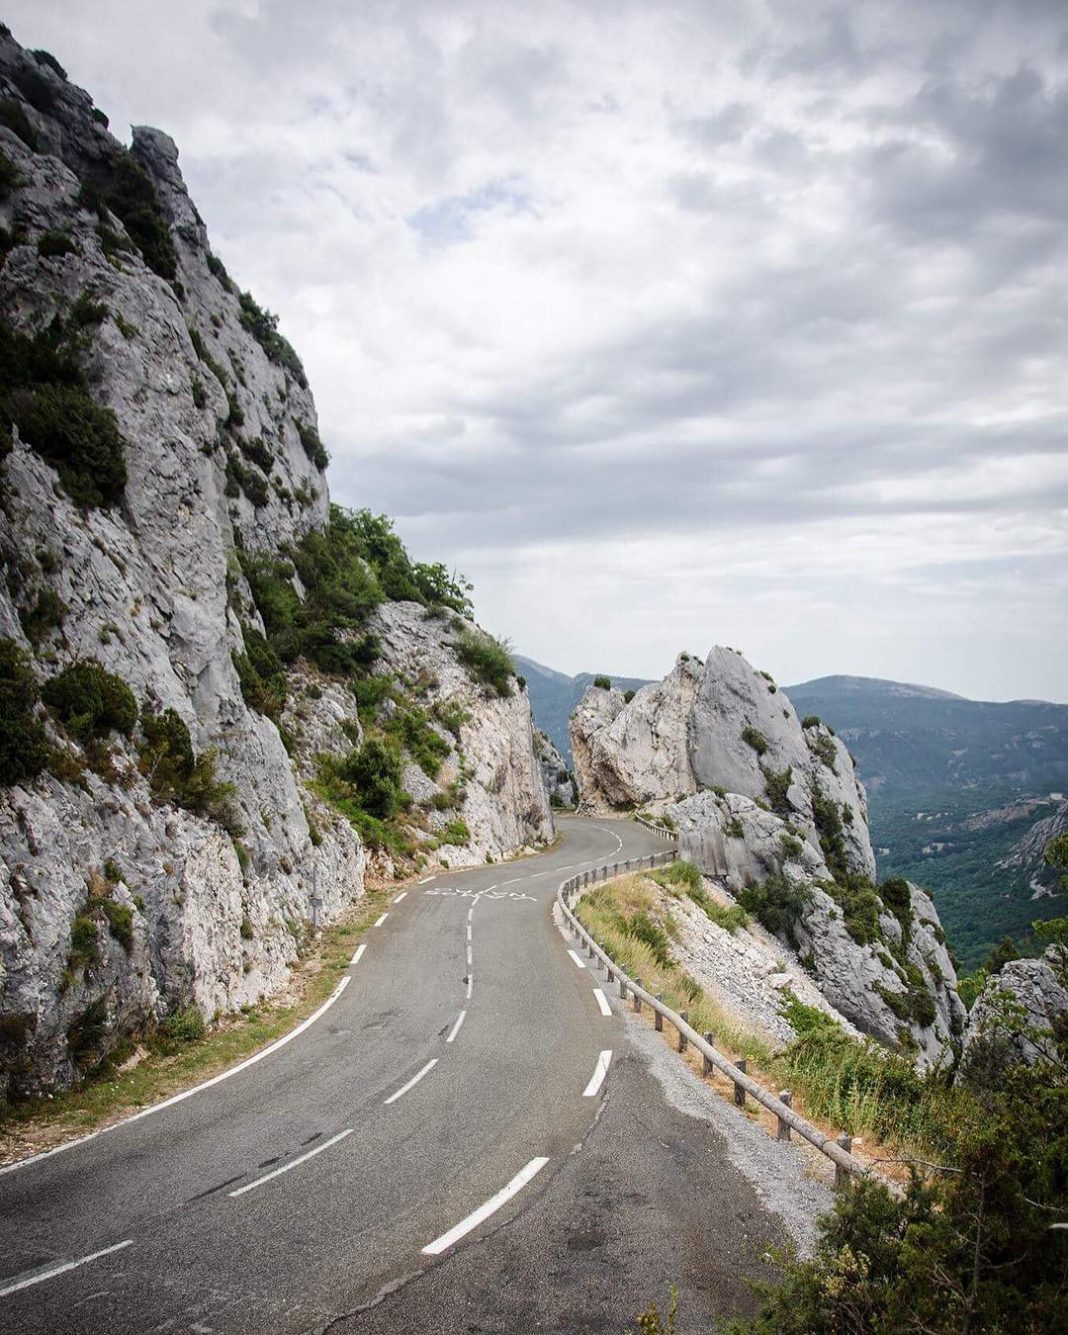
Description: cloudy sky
xmin=11 ymin=1 xmax=1068 ymax=699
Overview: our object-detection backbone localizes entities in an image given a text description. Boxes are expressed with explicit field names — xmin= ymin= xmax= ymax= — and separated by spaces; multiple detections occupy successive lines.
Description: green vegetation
xmin=36 ymin=229 xmax=78 ymax=258
xmin=32 ymin=49 xmax=67 ymax=79
xmin=730 ymin=962 xmax=1068 ymax=1333
xmin=232 ymin=625 xmax=287 ymax=722
xmin=294 ymin=419 xmax=329 ymax=471
xmin=139 ymin=708 xmax=242 ymax=834
xmin=652 ymin=860 xmax=750 ymax=934
xmin=436 ymin=818 xmax=471 ymax=846
xmin=0 ymin=639 xmax=50 ymax=785
xmin=160 ymin=1006 xmax=205 ymax=1044
xmin=593 ymin=675 xmax=612 ymax=689
xmin=11 ymin=64 xmax=56 ymax=114
xmin=454 ymin=627 xmax=514 ymax=697
xmin=77 ymin=150 xmax=177 ymax=280
xmin=0 ymin=317 xmax=128 ymax=507
xmin=762 ymin=764 xmax=792 ymax=815
xmin=238 ymin=290 xmax=307 ymax=386
xmin=741 ymin=725 xmax=768 ymax=755
xmin=737 ymin=872 xmax=811 ymax=949
xmin=805 ymin=728 xmax=837 ymax=769
xmin=0 ymin=96 xmax=38 ymax=149
xmin=18 ymin=586 xmax=65 ymax=645
xmin=101 ymin=899 xmax=133 ymax=951
xmin=386 ymin=705 xmax=449 ymax=779
xmin=41 ymin=661 xmax=137 ymax=741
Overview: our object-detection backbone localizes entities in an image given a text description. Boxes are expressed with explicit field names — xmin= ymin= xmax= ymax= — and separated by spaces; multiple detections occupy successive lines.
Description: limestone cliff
xmin=0 ymin=32 xmax=550 ymax=1098
xmin=534 ymin=728 xmax=576 ymax=809
xmin=571 ymin=648 xmax=964 ymax=1065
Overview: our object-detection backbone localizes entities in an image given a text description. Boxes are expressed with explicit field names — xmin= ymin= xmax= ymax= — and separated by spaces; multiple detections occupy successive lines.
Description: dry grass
xmin=574 ymin=872 xmax=945 ymax=1182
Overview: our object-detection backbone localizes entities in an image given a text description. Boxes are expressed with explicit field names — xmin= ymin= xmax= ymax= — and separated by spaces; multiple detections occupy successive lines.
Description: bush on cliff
xmin=454 ymin=627 xmax=514 ymax=697
xmin=77 ymin=149 xmax=177 ymax=281
xmin=42 ymin=661 xmax=137 ymax=741
xmin=0 ymin=638 xmax=50 ymax=785
xmin=139 ymin=707 xmax=242 ymax=835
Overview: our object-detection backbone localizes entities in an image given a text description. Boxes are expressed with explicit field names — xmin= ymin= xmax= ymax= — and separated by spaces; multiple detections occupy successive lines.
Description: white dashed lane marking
xmin=0 ymin=1239 xmax=134 ymax=1299
xmin=592 ymin=988 xmax=613 ymax=1017
xmin=422 ymin=1157 xmax=550 ymax=1256
xmin=583 ymin=1050 xmax=613 ymax=1097
xmin=567 ymin=949 xmax=587 ymax=969
xmin=385 ymin=1060 xmax=438 ymax=1106
xmin=229 ymin=1129 xmax=353 ymax=1198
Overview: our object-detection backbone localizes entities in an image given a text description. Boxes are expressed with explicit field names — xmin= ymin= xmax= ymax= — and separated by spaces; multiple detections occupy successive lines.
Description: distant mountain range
xmin=519 ymin=654 xmax=1068 ymax=967
xmin=784 ymin=675 xmax=1068 ymax=798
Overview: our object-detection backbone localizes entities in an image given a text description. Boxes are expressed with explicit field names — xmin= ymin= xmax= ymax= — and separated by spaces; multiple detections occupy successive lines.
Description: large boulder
xmin=961 ymin=947 xmax=1068 ymax=1071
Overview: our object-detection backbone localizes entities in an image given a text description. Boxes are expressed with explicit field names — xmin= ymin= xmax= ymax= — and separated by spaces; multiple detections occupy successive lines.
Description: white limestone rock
xmin=961 ymin=947 xmax=1068 ymax=1071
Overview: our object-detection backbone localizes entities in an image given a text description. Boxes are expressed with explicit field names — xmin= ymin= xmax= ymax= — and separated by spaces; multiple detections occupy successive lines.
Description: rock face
xmin=997 ymin=798 xmax=1068 ymax=898
xmin=572 ymin=647 xmax=963 ymax=1065
xmin=0 ymin=35 xmax=549 ymax=1098
xmin=366 ymin=602 xmax=552 ymax=866
xmin=962 ymin=947 xmax=1068 ymax=1070
xmin=534 ymin=729 xmax=575 ymax=809
xmin=572 ymin=648 xmax=873 ymax=879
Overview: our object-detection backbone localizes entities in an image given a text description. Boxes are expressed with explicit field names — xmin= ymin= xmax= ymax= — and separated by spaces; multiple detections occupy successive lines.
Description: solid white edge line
xmin=350 ymin=943 xmax=366 ymax=966
xmin=0 ymin=976 xmax=352 ymax=1179
xmin=466 ymin=924 xmax=472 ymax=941
xmin=374 ymin=912 xmax=388 ymax=927
xmin=421 ymin=1156 xmax=550 ymax=1256
xmin=567 ymin=949 xmax=587 ymax=969
xmin=583 ymin=1050 xmax=613 ymax=1097
xmin=392 ymin=891 xmax=408 ymax=904
xmin=0 ymin=1238 xmax=134 ymax=1299
xmin=592 ymin=988 xmax=613 ymax=1017
xmin=384 ymin=1058 xmax=438 ymax=1106
xmin=228 ymin=1128 xmax=353 ymax=1199
xmin=446 ymin=1010 xmax=467 ymax=1043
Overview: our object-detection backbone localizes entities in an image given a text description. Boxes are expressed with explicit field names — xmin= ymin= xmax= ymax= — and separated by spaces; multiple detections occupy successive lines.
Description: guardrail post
xmin=835 ymin=1133 xmax=852 ymax=1188
xmin=677 ymin=1011 xmax=688 ymax=1052
xmin=654 ymin=994 xmax=663 ymax=1031
xmin=702 ymin=1032 xmax=715 ymax=1075
xmin=624 ymin=859 xmax=631 ymax=871
xmin=777 ymin=1091 xmax=792 ymax=1141
xmin=619 ymin=975 xmax=627 ymax=998
xmin=606 ymin=963 xmax=613 ymax=984
xmin=733 ymin=1059 xmax=747 ymax=1107
xmin=633 ymin=980 xmax=642 ymax=1013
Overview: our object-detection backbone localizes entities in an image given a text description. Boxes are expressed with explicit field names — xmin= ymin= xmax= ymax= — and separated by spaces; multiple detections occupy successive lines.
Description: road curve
xmin=0 ymin=816 xmax=790 ymax=1332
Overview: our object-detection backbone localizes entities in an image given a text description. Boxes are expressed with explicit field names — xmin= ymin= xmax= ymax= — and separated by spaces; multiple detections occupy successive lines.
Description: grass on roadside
xmin=575 ymin=870 xmax=962 ymax=1161
xmin=0 ymin=886 xmax=391 ymax=1160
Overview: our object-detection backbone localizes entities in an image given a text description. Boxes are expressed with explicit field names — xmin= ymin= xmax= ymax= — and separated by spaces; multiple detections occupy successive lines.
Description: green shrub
xmin=238 ymin=290 xmax=307 ymax=386
xmin=454 ymin=628 xmax=514 ymax=697
xmin=806 ymin=729 xmax=837 ymax=769
xmin=724 ymin=815 xmax=745 ymax=838
xmin=239 ymin=435 xmax=273 ymax=473
xmin=67 ymin=996 xmax=109 ymax=1068
xmin=140 ymin=707 xmax=242 ymax=834
xmin=160 ymin=1006 xmax=205 ymax=1043
xmin=233 ymin=624 xmax=287 ymax=721
xmin=77 ymin=150 xmax=177 ymax=280
xmin=811 ymin=784 xmax=849 ymax=883
xmin=779 ymin=991 xmax=840 ymax=1037
xmin=294 ymin=418 xmax=329 ymax=470
xmin=42 ymin=661 xmax=137 ymax=741
xmin=91 ymin=107 xmax=109 ymax=128
xmin=32 ymin=49 xmax=67 ymax=79
xmin=351 ymin=673 xmax=393 ymax=718
xmin=37 ymin=229 xmax=78 ymax=258
xmin=651 ymin=859 xmax=702 ymax=895
xmin=593 ymin=675 xmax=612 ymax=689
xmin=342 ymin=737 xmax=404 ymax=819
xmin=12 ymin=65 xmax=55 ymax=114
xmin=737 ymin=872 xmax=811 ymax=949
xmin=0 ymin=149 xmax=22 ymax=200
xmin=240 ymin=913 xmax=254 ymax=940
xmin=388 ymin=705 xmax=450 ymax=779
xmin=101 ymin=899 xmax=133 ymax=951
xmin=0 ymin=640 xmax=50 ymax=785
xmin=18 ymin=586 xmax=66 ymax=644
xmin=821 ymin=876 xmax=884 ymax=947
xmin=438 ymin=818 xmax=470 ymax=846
xmin=627 ymin=910 xmax=673 ymax=967
xmin=433 ymin=699 xmax=470 ymax=740
xmin=762 ymin=764 xmax=792 ymax=815
xmin=69 ymin=913 xmax=99 ymax=968
xmin=6 ymin=381 xmax=127 ymax=507
xmin=0 ymin=97 xmax=37 ymax=149
xmin=741 ymin=725 xmax=768 ymax=755
xmin=800 ymin=714 xmax=821 ymax=729
xmin=71 ymin=290 xmax=108 ymax=326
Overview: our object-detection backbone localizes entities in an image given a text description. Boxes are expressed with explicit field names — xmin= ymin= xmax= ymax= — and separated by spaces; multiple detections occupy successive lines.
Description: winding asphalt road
xmin=0 ymin=816 xmax=790 ymax=1332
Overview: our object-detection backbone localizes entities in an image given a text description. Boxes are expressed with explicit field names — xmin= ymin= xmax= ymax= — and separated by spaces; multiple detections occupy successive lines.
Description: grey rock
xmin=535 ymin=729 xmax=575 ymax=808
xmin=962 ymin=947 xmax=1068 ymax=1070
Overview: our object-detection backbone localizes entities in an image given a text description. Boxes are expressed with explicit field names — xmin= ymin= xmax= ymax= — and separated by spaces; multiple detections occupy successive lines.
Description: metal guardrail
xmin=557 ymin=852 xmax=867 ymax=1188
xmin=634 ymin=814 xmax=676 ymax=840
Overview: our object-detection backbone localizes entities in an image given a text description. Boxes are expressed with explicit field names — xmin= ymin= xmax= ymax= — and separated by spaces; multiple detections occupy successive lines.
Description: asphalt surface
xmin=0 ymin=816 xmax=790 ymax=1333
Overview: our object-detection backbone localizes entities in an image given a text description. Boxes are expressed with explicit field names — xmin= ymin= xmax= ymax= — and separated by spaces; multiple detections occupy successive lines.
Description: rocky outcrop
xmin=0 ymin=34 xmax=549 ymax=1098
xmin=672 ymin=790 xmax=964 ymax=1065
xmin=365 ymin=602 xmax=552 ymax=866
xmin=997 ymin=798 xmax=1068 ymax=898
xmin=573 ymin=647 xmax=963 ymax=1065
xmin=962 ymin=947 xmax=1068 ymax=1071
xmin=535 ymin=729 xmax=575 ymax=808
xmin=572 ymin=648 xmax=874 ymax=880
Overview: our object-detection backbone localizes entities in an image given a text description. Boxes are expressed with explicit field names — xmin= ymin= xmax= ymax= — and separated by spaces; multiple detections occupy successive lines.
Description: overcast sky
xmin=11 ymin=1 xmax=1068 ymax=699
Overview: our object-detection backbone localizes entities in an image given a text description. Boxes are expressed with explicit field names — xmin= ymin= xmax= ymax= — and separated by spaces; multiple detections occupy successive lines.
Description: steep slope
xmin=571 ymin=649 xmax=964 ymax=1064
xmin=0 ymin=31 xmax=550 ymax=1099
